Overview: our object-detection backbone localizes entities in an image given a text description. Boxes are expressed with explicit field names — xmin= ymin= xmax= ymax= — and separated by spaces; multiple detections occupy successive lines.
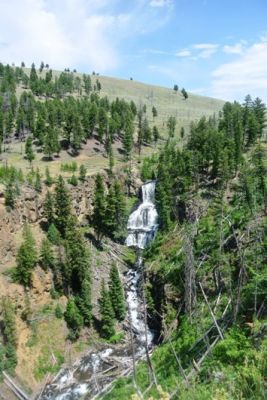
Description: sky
xmin=0 ymin=0 xmax=267 ymax=102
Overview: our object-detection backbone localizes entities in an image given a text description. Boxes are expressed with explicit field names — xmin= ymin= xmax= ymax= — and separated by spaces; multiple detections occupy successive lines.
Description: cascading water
xmin=125 ymin=181 xmax=158 ymax=346
xmin=126 ymin=181 xmax=158 ymax=249
xmin=40 ymin=181 xmax=158 ymax=400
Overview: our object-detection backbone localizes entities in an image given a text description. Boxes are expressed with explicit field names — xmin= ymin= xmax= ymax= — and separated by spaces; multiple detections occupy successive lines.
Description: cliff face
xmin=0 ymin=170 xmax=141 ymax=394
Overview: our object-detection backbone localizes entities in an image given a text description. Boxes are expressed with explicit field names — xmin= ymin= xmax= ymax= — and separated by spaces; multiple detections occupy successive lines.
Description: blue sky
xmin=1 ymin=0 xmax=267 ymax=101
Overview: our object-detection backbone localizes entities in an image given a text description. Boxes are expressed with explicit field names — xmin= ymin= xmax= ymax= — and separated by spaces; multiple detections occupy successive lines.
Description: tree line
xmin=0 ymin=63 xmax=160 ymax=162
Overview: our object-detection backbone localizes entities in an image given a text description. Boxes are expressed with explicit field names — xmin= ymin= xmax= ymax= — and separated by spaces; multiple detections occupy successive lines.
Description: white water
xmin=40 ymin=181 xmax=158 ymax=400
xmin=125 ymin=181 xmax=158 ymax=347
xmin=126 ymin=181 xmax=158 ymax=249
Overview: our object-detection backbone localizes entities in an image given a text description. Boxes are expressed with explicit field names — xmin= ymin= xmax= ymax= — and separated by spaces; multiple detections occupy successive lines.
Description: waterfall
xmin=40 ymin=181 xmax=158 ymax=400
xmin=125 ymin=180 xmax=158 ymax=346
xmin=126 ymin=181 xmax=158 ymax=249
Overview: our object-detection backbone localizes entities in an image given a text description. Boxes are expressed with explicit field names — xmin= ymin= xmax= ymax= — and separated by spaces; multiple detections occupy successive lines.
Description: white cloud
xmin=176 ymin=49 xmax=191 ymax=57
xmin=211 ymin=37 xmax=267 ymax=101
xmin=193 ymin=43 xmax=219 ymax=58
xmin=0 ymin=0 xmax=122 ymax=72
xmin=144 ymin=49 xmax=173 ymax=55
xmin=223 ymin=41 xmax=247 ymax=55
xmin=149 ymin=0 xmax=172 ymax=7
xmin=0 ymin=0 xmax=172 ymax=73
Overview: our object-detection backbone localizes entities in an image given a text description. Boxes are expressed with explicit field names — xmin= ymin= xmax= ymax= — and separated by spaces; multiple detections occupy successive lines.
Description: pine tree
xmin=25 ymin=136 xmax=35 ymax=165
xmin=142 ymin=117 xmax=152 ymax=143
xmin=45 ymin=166 xmax=53 ymax=186
xmin=246 ymin=111 xmax=260 ymax=146
xmin=34 ymin=115 xmax=46 ymax=145
xmin=88 ymin=102 xmax=98 ymax=137
xmin=54 ymin=175 xmax=72 ymax=236
xmin=34 ymin=168 xmax=42 ymax=192
xmin=156 ymin=162 xmax=172 ymax=230
xmin=79 ymin=164 xmax=87 ymax=182
xmin=253 ymin=97 xmax=266 ymax=137
xmin=64 ymin=298 xmax=83 ymax=340
xmin=108 ymin=143 xmax=114 ymax=177
xmin=152 ymin=106 xmax=158 ymax=119
xmin=113 ymin=180 xmax=126 ymax=237
xmin=109 ymin=263 xmax=126 ymax=321
xmin=70 ymin=119 xmax=83 ymax=155
xmin=47 ymin=223 xmax=61 ymax=245
xmin=83 ymin=74 xmax=92 ymax=95
xmin=97 ymin=107 xmax=108 ymax=143
xmin=64 ymin=223 xmax=91 ymax=294
xmin=167 ymin=116 xmax=176 ymax=138
xmin=1 ymin=297 xmax=17 ymax=347
xmin=98 ymin=280 xmax=115 ymax=339
xmin=30 ymin=63 xmax=38 ymax=83
xmin=181 ymin=88 xmax=188 ymax=99
xmin=137 ymin=109 xmax=143 ymax=156
xmin=233 ymin=119 xmax=243 ymax=172
xmin=252 ymin=145 xmax=266 ymax=205
xmin=16 ymin=225 xmax=38 ymax=286
xmin=68 ymin=174 xmax=78 ymax=186
xmin=153 ymin=126 xmax=160 ymax=143
xmin=4 ymin=178 xmax=16 ymax=209
xmin=76 ymin=274 xmax=92 ymax=326
xmin=40 ymin=238 xmax=55 ymax=271
xmin=1 ymin=298 xmax=17 ymax=371
xmin=92 ymin=174 xmax=106 ymax=240
xmin=44 ymin=127 xmax=60 ymax=159
xmin=43 ymin=191 xmax=54 ymax=226
xmin=123 ymin=118 xmax=134 ymax=160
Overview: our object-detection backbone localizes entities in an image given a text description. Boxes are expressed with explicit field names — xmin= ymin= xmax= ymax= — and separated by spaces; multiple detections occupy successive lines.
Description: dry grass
xmin=6 ymin=67 xmax=225 ymax=176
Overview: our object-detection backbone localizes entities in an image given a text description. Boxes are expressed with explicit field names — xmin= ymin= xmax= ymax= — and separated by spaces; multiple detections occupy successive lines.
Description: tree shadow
xmin=92 ymin=315 xmax=102 ymax=333
xmin=41 ymin=155 xmax=53 ymax=162
xmin=60 ymin=138 xmax=69 ymax=150
xmin=84 ymin=231 xmax=104 ymax=250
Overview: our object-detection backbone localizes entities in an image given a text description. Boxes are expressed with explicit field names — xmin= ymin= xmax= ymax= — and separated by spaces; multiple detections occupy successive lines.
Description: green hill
xmin=1 ymin=64 xmax=224 ymax=177
xmin=22 ymin=67 xmax=225 ymax=133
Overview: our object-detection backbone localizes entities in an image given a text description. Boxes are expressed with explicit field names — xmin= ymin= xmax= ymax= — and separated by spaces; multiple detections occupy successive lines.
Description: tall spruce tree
xmin=54 ymin=175 xmax=72 ymax=236
xmin=79 ymin=164 xmax=87 ymax=182
xmin=25 ymin=136 xmax=35 ymax=165
xmin=123 ymin=118 xmax=134 ymax=160
xmin=109 ymin=263 xmax=126 ymax=321
xmin=1 ymin=297 xmax=17 ymax=371
xmin=98 ymin=280 xmax=115 ymax=339
xmin=92 ymin=174 xmax=106 ymax=240
xmin=34 ymin=168 xmax=42 ymax=192
xmin=45 ymin=166 xmax=53 ymax=186
xmin=64 ymin=223 xmax=91 ymax=296
xmin=113 ymin=180 xmax=126 ymax=237
xmin=76 ymin=272 xmax=92 ymax=326
xmin=167 ymin=116 xmax=176 ymax=138
xmin=4 ymin=178 xmax=16 ymax=209
xmin=64 ymin=298 xmax=83 ymax=340
xmin=16 ymin=225 xmax=38 ymax=287
xmin=40 ymin=238 xmax=55 ymax=271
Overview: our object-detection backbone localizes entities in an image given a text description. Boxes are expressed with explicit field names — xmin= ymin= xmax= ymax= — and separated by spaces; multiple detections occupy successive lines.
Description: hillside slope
xmin=0 ymin=64 xmax=225 ymax=179
xmin=23 ymin=67 xmax=225 ymax=133
xmin=80 ymin=74 xmax=225 ymax=132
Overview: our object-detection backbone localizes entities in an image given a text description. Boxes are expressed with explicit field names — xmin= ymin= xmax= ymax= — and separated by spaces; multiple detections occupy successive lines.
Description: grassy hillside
xmin=23 ymin=67 xmax=225 ymax=133
xmin=84 ymin=74 xmax=225 ymax=132
xmin=1 ymin=67 xmax=224 ymax=178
